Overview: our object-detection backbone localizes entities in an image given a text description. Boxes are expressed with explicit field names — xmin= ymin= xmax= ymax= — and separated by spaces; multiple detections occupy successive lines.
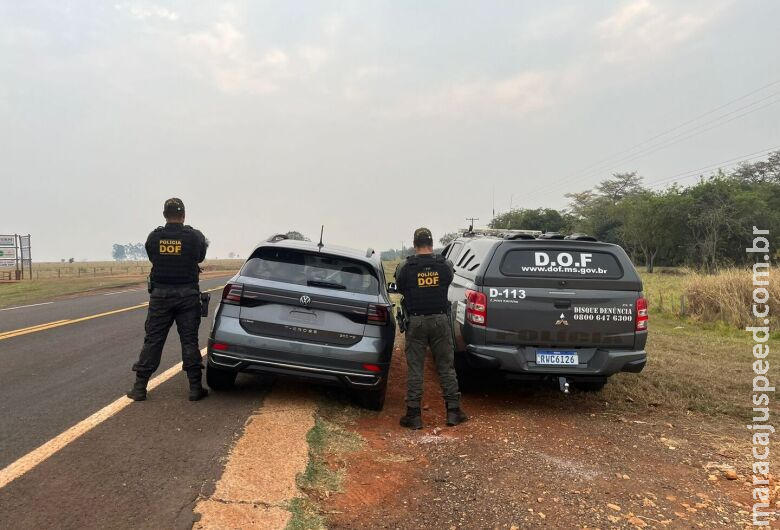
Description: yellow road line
xmin=0 ymin=304 xmax=149 ymax=341
xmin=0 ymin=284 xmax=225 ymax=342
xmin=0 ymin=320 xmax=69 ymax=339
xmin=0 ymin=348 xmax=207 ymax=490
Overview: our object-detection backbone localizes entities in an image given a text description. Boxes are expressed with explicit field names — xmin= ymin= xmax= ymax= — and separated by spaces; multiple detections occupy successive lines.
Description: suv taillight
xmin=636 ymin=297 xmax=648 ymax=331
xmin=367 ymin=303 xmax=389 ymax=325
xmin=465 ymin=289 xmax=487 ymax=326
xmin=222 ymin=283 xmax=243 ymax=304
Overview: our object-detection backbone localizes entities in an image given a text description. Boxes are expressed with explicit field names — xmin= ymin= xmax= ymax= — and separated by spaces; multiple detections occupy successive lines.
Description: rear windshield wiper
xmin=307 ymin=280 xmax=347 ymax=290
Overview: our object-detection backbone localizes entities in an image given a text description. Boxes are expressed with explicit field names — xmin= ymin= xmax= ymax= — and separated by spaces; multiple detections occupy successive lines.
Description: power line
xmin=564 ymin=78 xmax=780 ymax=178
xmin=572 ymin=92 xmax=780 ymax=181
xmin=523 ymin=96 xmax=780 ymax=204
xmin=519 ymin=78 xmax=780 ymax=204
xmin=646 ymin=145 xmax=780 ymax=189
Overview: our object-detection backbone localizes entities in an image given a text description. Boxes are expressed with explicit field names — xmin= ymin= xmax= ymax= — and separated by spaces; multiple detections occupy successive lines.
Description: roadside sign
xmin=0 ymin=247 xmax=16 ymax=259
xmin=21 ymin=247 xmax=30 ymax=260
xmin=0 ymin=235 xmax=15 ymax=246
xmin=0 ymin=259 xmax=15 ymax=268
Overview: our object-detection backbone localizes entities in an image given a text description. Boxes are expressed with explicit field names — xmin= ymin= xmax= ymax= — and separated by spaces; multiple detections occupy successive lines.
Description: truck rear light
xmin=222 ymin=283 xmax=243 ymax=304
xmin=465 ymin=289 xmax=487 ymax=327
xmin=212 ymin=342 xmax=229 ymax=351
xmin=362 ymin=363 xmax=381 ymax=372
xmin=367 ymin=303 xmax=389 ymax=325
xmin=636 ymin=297 xmax=648 ymax=331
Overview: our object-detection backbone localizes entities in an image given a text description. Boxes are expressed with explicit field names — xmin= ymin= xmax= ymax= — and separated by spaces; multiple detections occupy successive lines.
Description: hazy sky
xmin=2 ymin=1 xmax=779 ymax=261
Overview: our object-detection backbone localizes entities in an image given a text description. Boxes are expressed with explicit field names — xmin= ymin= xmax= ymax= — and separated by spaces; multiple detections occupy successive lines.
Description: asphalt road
xmin=0 ymin=276 xmax=272 ymax=529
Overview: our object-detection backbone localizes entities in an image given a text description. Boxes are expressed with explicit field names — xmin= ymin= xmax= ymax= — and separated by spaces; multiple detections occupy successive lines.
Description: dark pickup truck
xmin=442 ymin=232 xmax=648 ymax=392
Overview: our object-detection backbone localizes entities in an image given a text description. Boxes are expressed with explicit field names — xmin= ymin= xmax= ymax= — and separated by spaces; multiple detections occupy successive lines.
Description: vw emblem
xmin=299 ymin=295 xmax=311 ymax=307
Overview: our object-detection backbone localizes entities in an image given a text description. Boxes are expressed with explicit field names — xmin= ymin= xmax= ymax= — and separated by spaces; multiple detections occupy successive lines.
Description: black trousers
xmin=132 ymin=286 xmax=203 ymax=382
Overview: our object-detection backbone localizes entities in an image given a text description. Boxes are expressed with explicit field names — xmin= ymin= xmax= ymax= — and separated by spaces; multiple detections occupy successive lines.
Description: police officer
xmin=127 ymin=198 xmax=209 ymax=401
xmin=394 ymin=228 xmax=468 ymax=429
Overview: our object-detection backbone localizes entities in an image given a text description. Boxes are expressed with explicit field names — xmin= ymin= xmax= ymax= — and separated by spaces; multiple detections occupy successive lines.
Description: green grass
xmin=289 ymin=413 xmax=364 ymax=529
xmin=285 ymin=498 xmax=325 ymax=530
xmin=0 ymin=277 xmax=148 ymax=308
xmin=639 ymin=267 xmax=689 ymax=316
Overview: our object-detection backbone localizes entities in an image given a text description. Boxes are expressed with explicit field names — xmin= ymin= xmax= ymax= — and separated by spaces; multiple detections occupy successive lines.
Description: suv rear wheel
xmin=207 ymin=364 xmax=237 ymax=391
xmin=354 ymin=382 xmax=388 ymax=411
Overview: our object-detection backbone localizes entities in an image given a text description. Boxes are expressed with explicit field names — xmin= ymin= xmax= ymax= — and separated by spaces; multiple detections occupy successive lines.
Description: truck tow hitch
xmin=558 ymin=376 xmax=570 ymax=394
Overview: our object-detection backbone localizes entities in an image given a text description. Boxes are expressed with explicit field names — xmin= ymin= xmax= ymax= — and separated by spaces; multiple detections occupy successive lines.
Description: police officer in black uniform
xmin=394 ymin=227 xmax=468 ymax=429
xmin=127 ymin=198 xmax=209 ymax=401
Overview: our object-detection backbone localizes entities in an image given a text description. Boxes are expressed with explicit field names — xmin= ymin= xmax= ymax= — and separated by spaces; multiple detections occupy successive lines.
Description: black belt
xmin=153 ymin=282 xmax=199 ymax=290
xmin=409 ymin=311 xmax=446 ymax=316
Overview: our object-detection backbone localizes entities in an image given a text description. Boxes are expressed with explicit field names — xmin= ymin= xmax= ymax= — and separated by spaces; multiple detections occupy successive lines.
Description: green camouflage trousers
xmin=404 ymin=313 xmax=461 ymax=408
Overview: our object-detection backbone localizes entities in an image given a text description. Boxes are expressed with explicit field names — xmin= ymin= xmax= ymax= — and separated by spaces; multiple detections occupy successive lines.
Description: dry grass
xmin=587 ymin=314 xmax=777 ymax=420
xmin=0 ymin=259 xmax=242 ymax=308
xmin=683 ymin=267 xmax=777 ymax=329
xmin=25 ymin=259 xmax=243 ymax=280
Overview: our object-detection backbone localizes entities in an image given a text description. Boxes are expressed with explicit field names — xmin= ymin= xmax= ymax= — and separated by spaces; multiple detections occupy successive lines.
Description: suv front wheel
xmin=207 ymin=364 xmax=237 ymax=391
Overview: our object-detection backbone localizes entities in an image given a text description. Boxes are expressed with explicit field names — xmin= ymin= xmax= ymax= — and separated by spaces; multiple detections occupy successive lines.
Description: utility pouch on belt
xmin=147 ymin=276 xmax=153 ymax=294
xmin=200 ymin=292 xmax=210 ymax=318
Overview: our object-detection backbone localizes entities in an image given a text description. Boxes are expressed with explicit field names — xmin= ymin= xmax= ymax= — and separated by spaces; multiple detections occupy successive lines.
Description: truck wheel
xmin=207 ymin=365 xmax=237 ymax=391
xmin=455 ymin=353 xmax=479 ymax=392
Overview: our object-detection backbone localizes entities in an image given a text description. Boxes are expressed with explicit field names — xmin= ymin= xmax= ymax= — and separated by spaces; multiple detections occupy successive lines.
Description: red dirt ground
xmin=321 ymin=338 xmax=778 ymax=529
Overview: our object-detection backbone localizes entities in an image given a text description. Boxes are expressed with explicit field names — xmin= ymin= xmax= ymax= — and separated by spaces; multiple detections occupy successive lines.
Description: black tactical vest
xmin=147 ymin=223 xmax=206 ymax=286
xmin=397 ymin=254 xmax=453 ymax=315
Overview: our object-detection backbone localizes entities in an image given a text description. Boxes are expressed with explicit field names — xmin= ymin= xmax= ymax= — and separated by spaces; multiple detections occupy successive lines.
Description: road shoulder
xmin=194 ymin=384 xmax=316 ymax=530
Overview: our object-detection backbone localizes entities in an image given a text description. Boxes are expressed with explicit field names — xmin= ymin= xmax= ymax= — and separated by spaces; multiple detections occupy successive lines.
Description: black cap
xmin=413 ymin=227 xmax=433 ymax=247
xmin=163 ymin=198 xmax=185 ymax=217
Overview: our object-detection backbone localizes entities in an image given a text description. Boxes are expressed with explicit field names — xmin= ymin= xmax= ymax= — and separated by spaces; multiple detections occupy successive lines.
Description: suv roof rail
xmin=267 ymin=234 xmax=289 ymax=243
xmin=564 ymin=233 xmax=598 ymax=241
xmin=537 ymin=232 xmax=565 ymax=240
xmin=365 ymin=247 xmax=375 ymax=257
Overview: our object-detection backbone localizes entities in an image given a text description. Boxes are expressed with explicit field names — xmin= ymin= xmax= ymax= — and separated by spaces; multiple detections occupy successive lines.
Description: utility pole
xmin=466 ymin=217 xmax=479 ymax=231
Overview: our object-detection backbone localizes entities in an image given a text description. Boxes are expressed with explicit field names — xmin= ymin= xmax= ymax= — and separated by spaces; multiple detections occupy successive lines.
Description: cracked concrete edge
xmin=193 ymin=385 xmax=317 ymax=530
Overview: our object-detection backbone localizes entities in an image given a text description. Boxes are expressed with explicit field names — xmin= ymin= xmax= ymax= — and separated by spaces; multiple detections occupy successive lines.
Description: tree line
xmin=486 ymin=151 xmax=779 ymax=272
xmin=112 ymin=243 xmax=148 ymax=261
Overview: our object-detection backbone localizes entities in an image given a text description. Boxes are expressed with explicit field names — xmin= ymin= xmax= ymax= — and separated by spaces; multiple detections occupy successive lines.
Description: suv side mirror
xmin=387 ymin=282 xmax=398 ymax=293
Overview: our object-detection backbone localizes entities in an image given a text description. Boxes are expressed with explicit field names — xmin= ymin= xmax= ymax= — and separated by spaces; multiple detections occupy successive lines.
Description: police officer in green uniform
xmin=127 ymin=198 xmax=209 ymax=401
xmin=395 ymin=228 xmax=468 ymax=429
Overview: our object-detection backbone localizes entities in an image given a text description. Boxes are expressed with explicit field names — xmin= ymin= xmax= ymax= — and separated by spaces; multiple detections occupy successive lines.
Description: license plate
xmin=536 ymin=351 xmax=579 ymax=366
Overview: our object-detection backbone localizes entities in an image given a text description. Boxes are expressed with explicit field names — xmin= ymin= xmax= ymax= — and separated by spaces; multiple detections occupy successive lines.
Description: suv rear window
xmin=241 ymin=247 xmax=379 ymax=294
xmin=500 ymin=249 xmax=623 ymax=279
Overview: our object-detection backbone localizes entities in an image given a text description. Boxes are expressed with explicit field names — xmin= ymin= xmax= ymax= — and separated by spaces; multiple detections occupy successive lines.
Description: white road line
xmin=102 ymin=289 xmax=143 ymax=296
xmin=0 ymin=302 xmax=54 ymax=312
xmin=0 ymin=348 xmax=207 ymax=490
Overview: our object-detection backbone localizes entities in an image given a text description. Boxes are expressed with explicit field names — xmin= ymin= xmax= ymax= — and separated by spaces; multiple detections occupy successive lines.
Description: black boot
xmin=126 ymin=378 xmax=148 ymax=401
xmin=399 ymin=407 xmax=422 ymax=430
xmin=446 ymin=404 xmax=468 ymax=426
xmin=188 ymin=378 xmax=209 ymax=401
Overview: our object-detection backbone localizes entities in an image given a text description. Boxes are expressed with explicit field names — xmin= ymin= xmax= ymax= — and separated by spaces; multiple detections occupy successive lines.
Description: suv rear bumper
xmin=463 ymin=344 xmax=646 ymax=376
xmin=208 ymin=347 xmax=386 ymax=389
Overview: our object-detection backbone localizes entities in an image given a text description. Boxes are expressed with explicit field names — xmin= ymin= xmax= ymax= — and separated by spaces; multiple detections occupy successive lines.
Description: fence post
xmin=680 ymin=294 xmax=685 ymax=316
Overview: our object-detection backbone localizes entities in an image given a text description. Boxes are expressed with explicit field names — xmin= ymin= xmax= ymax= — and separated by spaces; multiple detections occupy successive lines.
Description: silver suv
xmin=206 ymin=236 xmax=396 ymax=409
